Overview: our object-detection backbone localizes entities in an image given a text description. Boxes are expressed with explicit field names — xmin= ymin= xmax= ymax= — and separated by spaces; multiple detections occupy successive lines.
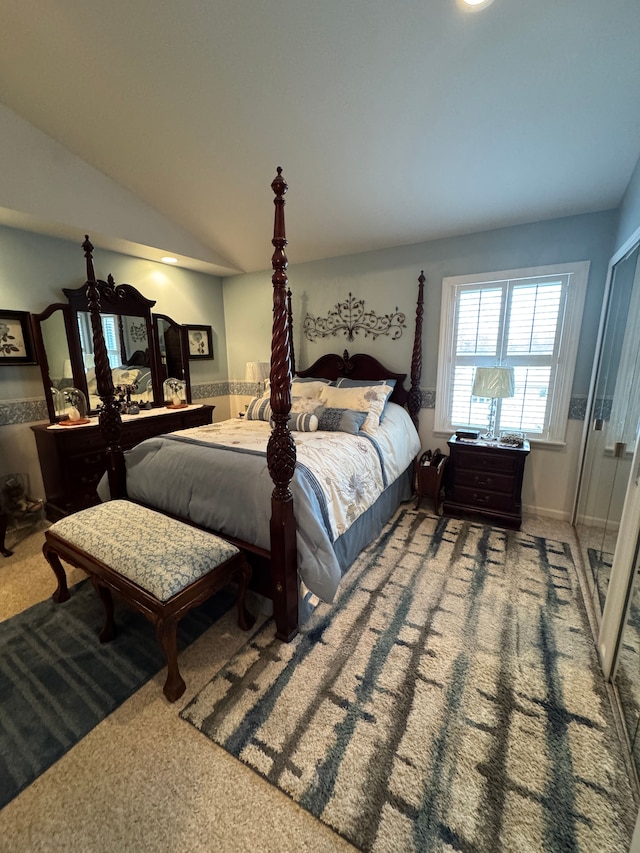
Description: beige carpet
xmin=0 ymin=511 xmax=634 ymax=852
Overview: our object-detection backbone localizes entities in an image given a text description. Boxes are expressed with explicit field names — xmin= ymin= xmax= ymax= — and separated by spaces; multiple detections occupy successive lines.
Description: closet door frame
xmin=593 ymin=223 xmax=640 ymax=679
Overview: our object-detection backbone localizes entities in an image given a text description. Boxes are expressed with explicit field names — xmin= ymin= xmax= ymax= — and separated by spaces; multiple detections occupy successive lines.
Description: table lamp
xmin=472 ymin=366 xmax=515 ymax=440
xmin=245 ymin=361 xmax=270 ymax=393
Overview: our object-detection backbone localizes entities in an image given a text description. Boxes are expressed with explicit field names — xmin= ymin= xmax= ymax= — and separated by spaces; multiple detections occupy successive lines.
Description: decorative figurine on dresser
xmin=30 ymin=260 xmax=214 ymax=521
xmin=443 ymin=432 xmax=530 ymax=529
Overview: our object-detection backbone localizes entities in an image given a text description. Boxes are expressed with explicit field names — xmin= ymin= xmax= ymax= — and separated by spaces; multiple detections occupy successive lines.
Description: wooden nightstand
xmin=443 ymin=435 xmax=530 ymax=529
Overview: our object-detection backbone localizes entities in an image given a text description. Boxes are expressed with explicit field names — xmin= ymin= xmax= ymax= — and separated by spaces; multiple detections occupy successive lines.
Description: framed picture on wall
xmin=186 ymin=324 xmax=214 ymax=360
xmin=0 ymin=310 xmax=37 ymax=365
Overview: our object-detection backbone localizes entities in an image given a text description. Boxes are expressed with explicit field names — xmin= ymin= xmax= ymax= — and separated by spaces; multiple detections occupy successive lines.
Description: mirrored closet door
xmin=574 ymin=238 xmax=640 ymax=614
xmin=574 ymin=225 xmax=640 ymax=787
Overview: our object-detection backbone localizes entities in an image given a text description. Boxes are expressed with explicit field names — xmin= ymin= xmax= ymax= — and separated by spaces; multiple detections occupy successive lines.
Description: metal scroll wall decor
xmin=303 ymin=292 xmax=406 ymax=342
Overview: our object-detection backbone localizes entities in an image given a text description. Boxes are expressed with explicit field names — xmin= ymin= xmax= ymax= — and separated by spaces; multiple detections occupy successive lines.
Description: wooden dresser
xmin=443 ymin=435 xmax=530 ymax=529
xmin=31 ymin=404 xmax=214 ymax=521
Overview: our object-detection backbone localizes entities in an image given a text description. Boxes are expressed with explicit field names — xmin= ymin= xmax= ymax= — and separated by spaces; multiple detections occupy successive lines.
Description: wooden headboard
xmin=296 ymin=350 xmax=409 ymax=407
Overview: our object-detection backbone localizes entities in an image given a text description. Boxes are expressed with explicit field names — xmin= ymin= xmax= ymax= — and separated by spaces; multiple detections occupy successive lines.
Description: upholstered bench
xmin=43 ymin=499 xmax=254 ymax=702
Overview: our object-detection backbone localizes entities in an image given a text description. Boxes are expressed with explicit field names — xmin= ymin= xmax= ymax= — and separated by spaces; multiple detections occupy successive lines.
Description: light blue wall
xmin=223 ymin=209 xmax=618 ymax=398
xmin=615 ymin=153 xmax=640 ymax=252
xmin=0 ymin=225 xmax=227 ymax=403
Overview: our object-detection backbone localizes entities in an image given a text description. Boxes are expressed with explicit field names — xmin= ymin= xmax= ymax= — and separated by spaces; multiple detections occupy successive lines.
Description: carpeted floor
xmin=0 ymin=577 xmax=235 ymax=810
xmin=181 ymin=508 xmax=637 ymax=852
xmin=0 ymin=509 xmax=636 ymax=852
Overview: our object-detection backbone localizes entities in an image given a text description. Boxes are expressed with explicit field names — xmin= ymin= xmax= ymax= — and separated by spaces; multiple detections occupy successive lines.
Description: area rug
xmin=181 ymin=508 xmax=636 ymax=853
xmin=0 ymin=579 xmax=234 ymax=810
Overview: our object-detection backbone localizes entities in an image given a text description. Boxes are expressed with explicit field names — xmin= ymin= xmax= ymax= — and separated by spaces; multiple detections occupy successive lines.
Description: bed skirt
xmin=298 ymin=464 xmax=414 ymax=623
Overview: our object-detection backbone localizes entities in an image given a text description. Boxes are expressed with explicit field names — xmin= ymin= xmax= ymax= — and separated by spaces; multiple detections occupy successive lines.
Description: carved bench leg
xmin=236 ymin=559 xmax=256 ymax=632
xmin=156 ymin=618 xmax=185 ymax=702
xmin=42 ymin=542 xmax=70 ymax=603
xmin=91 ymin=579 xmax=116 ymax=643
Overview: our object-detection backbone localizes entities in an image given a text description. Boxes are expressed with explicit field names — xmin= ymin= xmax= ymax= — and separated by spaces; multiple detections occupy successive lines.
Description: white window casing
xmin=435 ymin=261 xmax=590 ymax=445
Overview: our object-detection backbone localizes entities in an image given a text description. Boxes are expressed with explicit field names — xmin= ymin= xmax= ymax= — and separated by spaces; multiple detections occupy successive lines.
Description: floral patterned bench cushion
xmin=50 ymin=500 xmax=240 ymax=602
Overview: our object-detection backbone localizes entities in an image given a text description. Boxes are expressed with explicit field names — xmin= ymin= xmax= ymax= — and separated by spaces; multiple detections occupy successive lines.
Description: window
xmin=435 ymin=262 xmax=589 ymax=444
xmin=77 ymin=313 xmax=121 ymax=369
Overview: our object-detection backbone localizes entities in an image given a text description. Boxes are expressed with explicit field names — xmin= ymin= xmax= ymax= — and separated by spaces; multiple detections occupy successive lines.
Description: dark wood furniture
xmin=31 ymin=405 xmax=214 ymax=521
xmin=31 ymin=279 xmax=192 ymax=424
xmin=443 ymin=436 xmax=530 ymax=529
xmin=78 ymin=167 xmax=425 ymax=642
xmin=264 ymin=169 xmax=424 ymax=640
xmin=44 ymin=500 xmax=253 ymax=702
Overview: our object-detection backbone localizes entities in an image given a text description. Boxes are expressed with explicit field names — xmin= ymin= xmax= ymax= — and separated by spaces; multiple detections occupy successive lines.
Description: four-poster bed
xmin=85 ymin=167 xmax=425 ymax=641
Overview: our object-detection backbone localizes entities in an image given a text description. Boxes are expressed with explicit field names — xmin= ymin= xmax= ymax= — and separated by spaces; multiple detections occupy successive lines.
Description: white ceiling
xmin=2 ymin=0 xmax=640 ymax=276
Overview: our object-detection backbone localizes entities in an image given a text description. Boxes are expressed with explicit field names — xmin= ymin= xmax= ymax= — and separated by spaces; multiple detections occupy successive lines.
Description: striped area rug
xmin=0 ymin=580 xmax=234 ymax=810
xmin=181 ymin=509 xmax=636 ymax=852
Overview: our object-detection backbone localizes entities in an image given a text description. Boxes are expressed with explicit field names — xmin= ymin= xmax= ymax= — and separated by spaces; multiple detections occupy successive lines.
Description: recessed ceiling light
xmin=461 ymin=0 xmax=494 ymax=7
xmin=161 ymin=256 xmax=178 ymax=264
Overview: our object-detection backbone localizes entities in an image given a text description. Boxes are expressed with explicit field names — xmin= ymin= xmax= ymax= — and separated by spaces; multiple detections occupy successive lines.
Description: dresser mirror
xmin=33 ymin=277 xmax=191 ymax=421
xmin=154 ymin=313 xmax=192 ymax=403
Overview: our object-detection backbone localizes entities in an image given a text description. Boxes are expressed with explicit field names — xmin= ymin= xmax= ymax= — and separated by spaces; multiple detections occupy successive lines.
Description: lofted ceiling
xmin=2 ymin=0 xmax=640 ymax=276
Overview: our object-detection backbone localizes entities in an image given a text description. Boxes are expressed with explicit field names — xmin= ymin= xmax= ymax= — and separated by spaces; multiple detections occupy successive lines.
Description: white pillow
xmin=318 ymin=384 xmax=393 ymax=433
xmin=263 ymin=379 xmax=331 ymax=400
xmin=291 ymin=396 xmax=321 ymax=415
xmin=292 ymin=379 xmax=331 ymax=399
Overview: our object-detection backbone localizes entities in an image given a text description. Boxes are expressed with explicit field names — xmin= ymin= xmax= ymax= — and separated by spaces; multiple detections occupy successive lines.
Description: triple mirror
xmin=32 ymin=277 xmax=191 ymax=422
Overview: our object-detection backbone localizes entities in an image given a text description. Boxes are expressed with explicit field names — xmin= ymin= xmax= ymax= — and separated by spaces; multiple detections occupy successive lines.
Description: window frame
xmin=435 ymin=261 xmax=590 ymax=445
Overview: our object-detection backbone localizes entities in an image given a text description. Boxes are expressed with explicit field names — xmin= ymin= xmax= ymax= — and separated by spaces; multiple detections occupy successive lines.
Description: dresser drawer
xmin=450 ymin=485 xmax=516 ymax=514
xmin=32 ymin=404 xmax=215 ymax=520
xmin=455 ymin=469 xmax=515 ymax=494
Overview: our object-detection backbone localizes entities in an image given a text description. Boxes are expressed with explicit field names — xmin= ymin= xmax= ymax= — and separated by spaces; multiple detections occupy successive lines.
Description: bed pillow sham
xmin=317 ymin=383 xmax=393 ymax=434
xmin=315 ymin=407 xmax=367 ymax=435
xmin=335 ymin=377 xmax=396 ymax=424
xmin=291 ymin=396 xmax=321 ymax=415
xmin=262 ymin=376 xmax=332 ymax=399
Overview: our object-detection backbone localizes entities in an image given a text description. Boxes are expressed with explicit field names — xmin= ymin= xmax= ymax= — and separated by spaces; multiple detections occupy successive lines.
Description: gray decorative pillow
xmin=316 ymin=407 xmax=367 ymax=435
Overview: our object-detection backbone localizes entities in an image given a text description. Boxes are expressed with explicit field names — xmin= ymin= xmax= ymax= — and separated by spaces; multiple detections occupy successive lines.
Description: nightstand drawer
xmin=451 ymin=486 xmax=516 ymax=513
xmin=455 ymin=469 xmax=515 ymax=493
xmin=453 ymin=448 xmax=519 ymax=474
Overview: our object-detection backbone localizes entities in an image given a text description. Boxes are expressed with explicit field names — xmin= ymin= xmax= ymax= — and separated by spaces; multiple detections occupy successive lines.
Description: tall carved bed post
xmin=268 ymin=169 xmax=298 ymax=641
xmin=82 ymin=236 xmax=126 ymax=500
xmin=407 ymin=270 xmax=425 ymax=431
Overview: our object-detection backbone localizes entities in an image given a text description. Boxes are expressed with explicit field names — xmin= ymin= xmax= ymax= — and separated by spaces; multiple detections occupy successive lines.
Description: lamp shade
xmin=245 ymin=361 xmax=270 ymax=383
xmin=472 ymin=367 xmax=515 ymax=399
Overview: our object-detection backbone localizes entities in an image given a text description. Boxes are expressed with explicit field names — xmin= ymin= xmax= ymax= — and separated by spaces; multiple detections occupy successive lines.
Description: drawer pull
xmin=472 ymin=493 xmax=491 ymax=505
xmin=473 ymin=475 xmax=492 ymax=487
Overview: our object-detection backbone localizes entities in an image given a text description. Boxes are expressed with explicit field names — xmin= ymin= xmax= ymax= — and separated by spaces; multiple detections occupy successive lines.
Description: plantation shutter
xmin=436 ymin=263 xmax=589 ymax=444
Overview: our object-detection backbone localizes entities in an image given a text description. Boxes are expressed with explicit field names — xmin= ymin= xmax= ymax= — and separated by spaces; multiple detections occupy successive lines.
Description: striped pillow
xmin=288 ymin=412 xmax=318 ymax=432
xmin=245 ymin=397 xmax=272 ymax=421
